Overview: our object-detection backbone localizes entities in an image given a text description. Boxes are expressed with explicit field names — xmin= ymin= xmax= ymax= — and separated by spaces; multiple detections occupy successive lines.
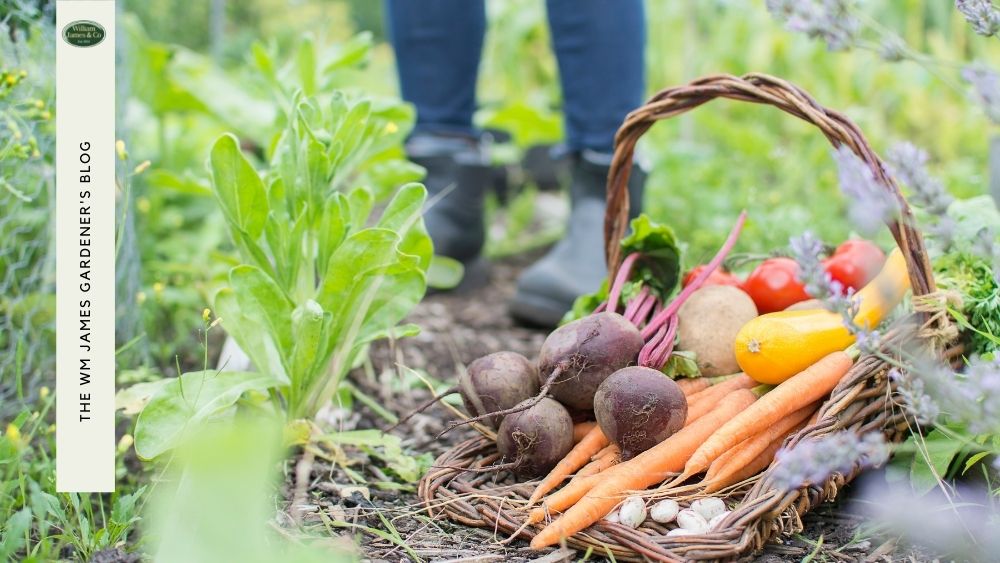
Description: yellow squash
xmin=734 ymin=247 xmax=910 ymax=384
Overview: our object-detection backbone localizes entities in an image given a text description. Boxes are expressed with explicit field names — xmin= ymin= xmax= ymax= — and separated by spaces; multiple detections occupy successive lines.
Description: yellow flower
xmin=34 ymin=99 xmax=44 ymax=109
xmin=115 ymin=140 xmax=127 ymax=160
xmin=40 ymin=111 xmax=50 ymax=120
xmin=153 ymin=282 xmax=165 ymax=297
xmin=136 ymin=197 xmax=151 ymax=214
xmin=19 ymin=70 xmax=27 ymax=78
xmin=136 ymin=291 xmax=147 ymax=304
xmin=5 ymin=424 xmax=21 ymax=447
xmin=202 ymin=308 xmax=211 ymax=321
xmin=39 ymin=386 xmax=49 ymax=399
xmin=133 ymin=160 xmax=151 ymax=175
xmin=5 ymin=75 xmax=16 ymax=86
xmin=384 ymin=122 xmax=398 ymax=134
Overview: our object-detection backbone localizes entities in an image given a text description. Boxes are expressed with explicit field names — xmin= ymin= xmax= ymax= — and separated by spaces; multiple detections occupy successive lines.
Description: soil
xmin=292 ymin=251 xmax=918 ymax=563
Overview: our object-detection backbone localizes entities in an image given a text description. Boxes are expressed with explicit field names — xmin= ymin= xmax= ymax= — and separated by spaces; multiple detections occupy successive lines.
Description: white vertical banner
xmin=56 ymin=0 xmax=116 ymax=493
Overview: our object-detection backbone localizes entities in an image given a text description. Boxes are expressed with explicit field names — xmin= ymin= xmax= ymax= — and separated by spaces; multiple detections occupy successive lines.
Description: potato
xmin=785 ymin=298 xmax=824 ymax=311
xmin=677 ymin=285 xmax=758 ymax=376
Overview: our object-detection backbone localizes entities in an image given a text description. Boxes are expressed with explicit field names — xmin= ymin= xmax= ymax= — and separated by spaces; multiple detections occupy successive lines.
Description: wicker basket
xmin=418 ymin=73 xmax=955 ymax=561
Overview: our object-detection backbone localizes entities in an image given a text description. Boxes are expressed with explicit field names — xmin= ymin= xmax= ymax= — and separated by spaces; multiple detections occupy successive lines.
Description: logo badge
xmin=62 ymin=20 xmax=106 ymax=48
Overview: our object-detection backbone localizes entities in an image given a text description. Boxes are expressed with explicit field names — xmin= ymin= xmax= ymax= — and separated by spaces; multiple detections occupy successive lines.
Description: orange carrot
xmin=527 ymin=445 xmax=622 ymax=524
xmin=528 ymin=425 xmax=609 ymax=506
xmin=701 ymin=402 xmax=817 ymax=489
xmin=572 ymin=421 xmax=597 ymax=443
xmin=592 ymin=444 xmax=617 ymax=461
xmin=680 ymin=351 xmax=852 ymax=480
xmin=684 ymin=374 xmax=755 ymax=422
xmin=702 ymin=423 xmax=800 ymax=494
xmin=529 ymin=389 xmax=757 ymax=549
xmin=676 ymin=377 xmax=710 ymax=396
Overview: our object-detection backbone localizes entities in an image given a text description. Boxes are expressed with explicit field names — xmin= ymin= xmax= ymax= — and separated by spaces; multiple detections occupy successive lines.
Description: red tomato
xmin=823 ymin=240 xmax=886 ymax=293
xmin=741 ymin=258 xmax=810 ymax=313
xmin=682 ymin=265 xmax=742 ymax=289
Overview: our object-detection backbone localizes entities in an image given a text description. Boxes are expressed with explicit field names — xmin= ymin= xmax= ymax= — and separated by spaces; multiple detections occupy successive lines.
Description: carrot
xmin=572 ymin=421 xmax=597 ymax=443
xmin=529 ymin=389 xmax=757 ymax=549
xmin=702 ymin=401 xmax=818 ymax=489
xmin=684 ymin=374 xmax=755 ymax=424
xmin=528 ymin=425 xmax=609 ymax=506
xmin=527 ymin=445 xmax=621 ymax=524
xmin=679 ymin=351 xmax=853 ymax=480
xmin=676 ymin=377 xmax=710 ymax=396
xmin=592 ymin=444 xmax=617 ymax=460
xmin=702 ymin=423 xmax=801 ymax=494
xmin=686 ymin=373 xmax=754 ymax=408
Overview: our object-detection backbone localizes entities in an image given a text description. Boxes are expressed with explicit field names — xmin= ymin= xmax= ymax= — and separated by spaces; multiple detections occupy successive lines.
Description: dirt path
xmin=304 ymin=252 xmax=907 ymax=562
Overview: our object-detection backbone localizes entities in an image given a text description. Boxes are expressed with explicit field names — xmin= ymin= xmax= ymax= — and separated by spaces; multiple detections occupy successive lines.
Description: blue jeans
xmin=385 ymin=0 xmax=646 ymax=154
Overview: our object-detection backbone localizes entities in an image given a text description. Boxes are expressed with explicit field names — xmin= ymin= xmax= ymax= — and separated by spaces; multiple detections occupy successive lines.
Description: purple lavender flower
xmin=766 ymin=0 xmax=860 ymax=51
xmin=956 ymin=0 xmax=1000 ymax=36
xmin=955 ymin=356 xmax=1000 ymax=435
xmin=878 ymin=35 xmax=908 ymax=62
xmin=887 ymin=142 xmax=953 ymax=216
xmin=890 ymin=367 xmax=941 ymax=425
xmin=771 ymin=431 xmax=889 ymax=490
xmin=833 ymin=146 xmax=899 ymax=235
xmin=962 ymin=63 xmax=1000 ymax=124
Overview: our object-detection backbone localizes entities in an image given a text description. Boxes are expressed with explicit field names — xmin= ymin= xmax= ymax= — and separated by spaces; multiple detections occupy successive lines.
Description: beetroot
xmin=594 ymin=366 xmax=687 ymax=460
xmin=459 ymin=351 xmax=539 ymax=429
xmin=537 ymin=312 xmax=643 ymax=410
xmin=496 ymin=397 xmax=574 ymax=477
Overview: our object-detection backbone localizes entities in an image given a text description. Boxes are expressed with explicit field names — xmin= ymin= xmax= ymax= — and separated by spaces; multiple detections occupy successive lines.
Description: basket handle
xmin=604 ymin=73 xmax=936 ymax=298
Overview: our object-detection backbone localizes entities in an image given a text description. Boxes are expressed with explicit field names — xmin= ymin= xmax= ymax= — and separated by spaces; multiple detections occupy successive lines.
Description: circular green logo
xmin=62 ymin=20 xmax=106 ymax=48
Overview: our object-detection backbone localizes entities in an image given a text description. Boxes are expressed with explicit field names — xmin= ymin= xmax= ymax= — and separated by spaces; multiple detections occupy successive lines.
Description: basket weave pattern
xmin=418 ymin=74 xmax=950 ymax=561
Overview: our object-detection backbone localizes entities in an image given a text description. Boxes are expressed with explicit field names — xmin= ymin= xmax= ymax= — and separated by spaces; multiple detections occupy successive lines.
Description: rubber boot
xmin=510 ymin=150 xmax=645 ymax=327
xmin=406 ymin=133 xmax=491 ymax=289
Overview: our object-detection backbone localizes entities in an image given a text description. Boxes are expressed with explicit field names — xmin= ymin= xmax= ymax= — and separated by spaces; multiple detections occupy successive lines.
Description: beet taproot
xmin=538 ymin=312 xmax=643 ymax=410
xmin=593 ymin=366 xmax=687 ymax=460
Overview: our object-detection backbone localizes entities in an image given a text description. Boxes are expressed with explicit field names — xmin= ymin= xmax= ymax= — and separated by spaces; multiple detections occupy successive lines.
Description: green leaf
xmin=426 ymin=255 xmax=464 ymax=290
xmin=133 ymin=370 xmax=281 ymax=460
xmin=210 ymin=134 xmax=269 ymax=240
xmin=229 ymin=265 xmax=295 ymax=359
xmin=0 ymin=508 xmax=31 ymax=558
xmin=377 ymin=183 xmax=432 ymax=269
xmin=289 ymin=300 xmax=326 ymax=388
xmin=964 ymin=451 xmax=991 ymax=473
xmin=908 ymin=429 xmax=965 ymax=495
xmin=619 ymin=214 xmax=682 ymax=300
xmin=214 ymin=288 xmax=289 ymax=383
xmin=315 ymin=228 xmax=399 ymax=314
xmin=321 ymin=31 xmax=372 ymax=74
xmin=662 ymin=351 xmax=702 ymax=379
xmin=296 ymin=36 xmax=317 ymax=96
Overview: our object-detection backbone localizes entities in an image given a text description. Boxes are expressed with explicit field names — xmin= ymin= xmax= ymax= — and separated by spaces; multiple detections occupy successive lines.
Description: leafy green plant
xmin=133 ymin=94 xmax=431 ymax=457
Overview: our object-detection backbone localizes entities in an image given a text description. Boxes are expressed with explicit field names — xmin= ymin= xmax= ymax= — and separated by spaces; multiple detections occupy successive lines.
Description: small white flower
xmin=617 ymin=496 xmax=647 ymax=528
xmin=692 ymin=498 xmax=726 ymax=521
xmin=650 ymin=499 xmax=680 ymax=523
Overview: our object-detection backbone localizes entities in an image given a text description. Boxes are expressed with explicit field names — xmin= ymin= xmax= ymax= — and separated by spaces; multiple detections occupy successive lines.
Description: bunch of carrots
xmin=524 ymin=349 xmax=855 ymax=549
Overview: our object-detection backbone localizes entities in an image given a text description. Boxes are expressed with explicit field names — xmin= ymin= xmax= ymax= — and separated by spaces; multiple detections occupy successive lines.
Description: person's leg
xmin=385 ymin=0 xmax=485 ymax=138
xmin=385 ymin=1 xmax=492 ymax=278
xmin=546 ymin=0 xmax=645 ymax=154
xmin=511 ymin=0 xmax=647 ymax=326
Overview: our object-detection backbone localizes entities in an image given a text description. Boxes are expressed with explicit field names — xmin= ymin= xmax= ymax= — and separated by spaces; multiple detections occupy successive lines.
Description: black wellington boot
xmin=406 ymin=134 xmax=492 ymax=289
xmin=510 ymin=150 xmax=645 ymax=327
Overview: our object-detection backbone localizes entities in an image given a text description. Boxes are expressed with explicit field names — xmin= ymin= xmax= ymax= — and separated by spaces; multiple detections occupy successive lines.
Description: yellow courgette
xmin=734 ymin=247 xmax=910 ymax=384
